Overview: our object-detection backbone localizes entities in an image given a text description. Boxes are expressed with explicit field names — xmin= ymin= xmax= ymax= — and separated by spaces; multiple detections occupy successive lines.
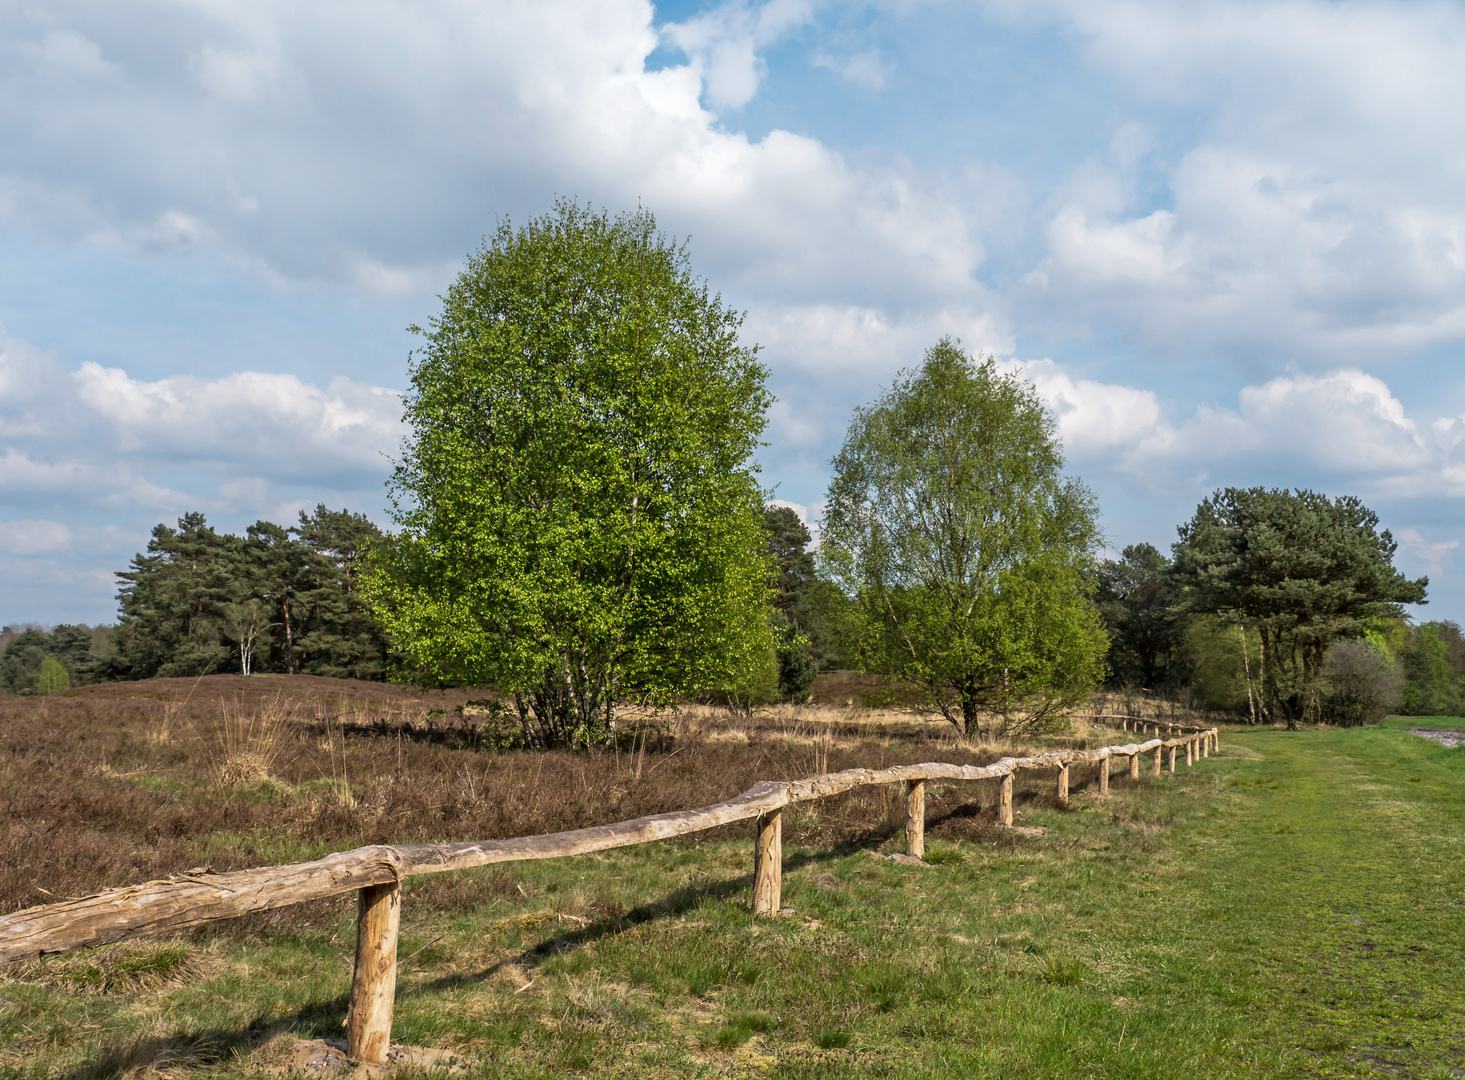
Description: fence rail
xmin=0 ymin=718 xmax=1218 ymax=1064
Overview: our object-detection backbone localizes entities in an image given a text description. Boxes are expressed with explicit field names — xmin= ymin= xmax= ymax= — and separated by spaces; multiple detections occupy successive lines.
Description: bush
xmin=1322 ymin=639 xmax=1403 ymax=726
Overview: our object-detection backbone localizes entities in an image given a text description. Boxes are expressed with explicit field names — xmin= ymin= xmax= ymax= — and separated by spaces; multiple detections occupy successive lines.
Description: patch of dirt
xmin=270 ymin=1038 xmax=467 ymax=1078
xmin=1404 ymin=728 xmax=1465 ymax=748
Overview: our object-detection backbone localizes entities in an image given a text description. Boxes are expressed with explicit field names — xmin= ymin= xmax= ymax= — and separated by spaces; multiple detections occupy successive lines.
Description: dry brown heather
xmin=0 ymin=673 xmax=1090 ymax=933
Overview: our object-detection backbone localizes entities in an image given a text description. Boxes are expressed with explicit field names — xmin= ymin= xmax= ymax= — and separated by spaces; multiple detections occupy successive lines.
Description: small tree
xmin=36 ymin=657 xmax=70 ymax=695
xmin=365 ymin=201 xmax=774 ymax=746
xmin=820 ymin=339 xmax=1107 ymax=735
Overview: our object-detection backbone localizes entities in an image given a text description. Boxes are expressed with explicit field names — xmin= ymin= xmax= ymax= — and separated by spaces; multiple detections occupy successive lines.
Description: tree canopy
xmin=1172 ymin=487 xmax=1427 ymax=727
xmin=365 ymin=201 xmax=774 ymax=746
xmin=110 ymin=507 xmax=390 ymax=680
xmin=819 ymin=338 xmax=1107 ymax=734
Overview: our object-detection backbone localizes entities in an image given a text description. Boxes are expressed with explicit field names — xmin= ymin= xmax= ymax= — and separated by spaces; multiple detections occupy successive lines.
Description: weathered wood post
xmin=1150 ymin=744 xmax=1162 ymax=777
xmin=998 ymin=772 xmax=1014 ymax=826
xmin=1098 ymin=754 xmax=1109 ymax=796
xmin=1166 ymin=743 xmax=1177 ymax=773
xmin=346 ymin=881 xmax=401 ymax=1065
xmin=1055 ymin=764 xmax=1069 ymax=805
xmin=1128 ymin=752 xmax=1140 ymax=780
xmin=905 ymin=780 xmax=925 ymax=860
xmin=1186 ymin=738 xmax=1194 ymax=767
xmin=1201 ymin=734 xmax=1210 ymax=759
xmin=753 ymin=810 xmax=782 ymax=916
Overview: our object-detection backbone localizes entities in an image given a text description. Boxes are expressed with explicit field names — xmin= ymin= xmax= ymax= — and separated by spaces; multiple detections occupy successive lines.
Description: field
xmin=2 ymin=678 xmax=1464 ymax=1078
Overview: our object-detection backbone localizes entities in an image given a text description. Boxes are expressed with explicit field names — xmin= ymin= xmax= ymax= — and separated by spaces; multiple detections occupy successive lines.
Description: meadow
xmin=2 ymin=678 xmax=1463 ymax=1078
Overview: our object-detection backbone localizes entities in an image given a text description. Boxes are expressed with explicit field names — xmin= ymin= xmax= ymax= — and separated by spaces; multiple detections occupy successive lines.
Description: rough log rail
xmin=0 ymin=725 xmax=1218 ymax=1063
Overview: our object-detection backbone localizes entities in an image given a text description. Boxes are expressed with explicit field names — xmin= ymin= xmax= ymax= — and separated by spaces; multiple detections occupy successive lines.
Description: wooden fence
xmin=0 ymin=717 xmax=1218 ymax=1065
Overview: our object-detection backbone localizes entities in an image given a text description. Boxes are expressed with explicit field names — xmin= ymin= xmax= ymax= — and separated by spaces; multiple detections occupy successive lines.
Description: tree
xmin=1172 ymin=487 xmax=1427 ymax=728
xmin=1096 ymin=542 xmax=1186 ymax=689
xmin=35 ymin=657 xmax=70 ymax=695
xmin=819 ymin=338 xmax=1108 ymax=735
xmin=364 ymin=201 xmax=774 ymax=746
xmin=292 ymin=505 xmax=391 ymax=679
xmin=112 ymin=513 xmax=241 ymax=679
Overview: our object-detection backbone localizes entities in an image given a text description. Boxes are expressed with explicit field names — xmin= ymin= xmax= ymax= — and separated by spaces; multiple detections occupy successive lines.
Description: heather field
xmin=2 ymin=678 xmax=1464 ymax=1078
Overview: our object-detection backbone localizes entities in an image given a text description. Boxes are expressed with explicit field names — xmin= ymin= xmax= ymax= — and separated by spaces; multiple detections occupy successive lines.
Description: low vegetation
xmin=4 ymin=678 xmax=1465 ymax=1078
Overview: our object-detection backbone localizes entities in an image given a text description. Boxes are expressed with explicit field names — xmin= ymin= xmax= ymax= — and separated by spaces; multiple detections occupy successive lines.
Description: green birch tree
xmin=820 ymin=339 xmax=1107 ymax=735
xmin=364 ymin=201 xmax=774 ymax=746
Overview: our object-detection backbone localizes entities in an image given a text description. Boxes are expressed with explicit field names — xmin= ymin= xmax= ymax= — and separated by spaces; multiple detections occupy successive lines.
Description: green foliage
xmin=35 ymin=657 xmax=70 ymax=695
xmin=364 ymin=200 xmax=774 ymax=745
xmin=1173 ymin=487 xmax=1427 ymax=728
xmin=1095 ymin=543 xmax=1186 ymax=690
xmin=820 ymin=338 xmax=1107 ymax=735
xmin=1180 ymin=616 xmax=1261 ymax=715
xmin=0 ymin=624 xmax=110 ymax=693
xmin=1398 ymin=620 xmax=1465 ymax=716
xmin=773 ymin=614 xmax=817 ymax=704
xmin=764 ymin=505 xmax=848 ymax=674
xmin=110 ymin=507 xmax=390 ymax=681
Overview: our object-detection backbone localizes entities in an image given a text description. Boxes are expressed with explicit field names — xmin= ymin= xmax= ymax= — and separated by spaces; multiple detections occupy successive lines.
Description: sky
xmin=3 ymin=0 xmax=1465 ymax=626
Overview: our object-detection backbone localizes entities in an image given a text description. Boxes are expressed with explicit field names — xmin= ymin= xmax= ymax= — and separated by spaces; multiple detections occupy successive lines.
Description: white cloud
xmin=1005 ymin=0 xmax=1465 ymax=364
xmin=811 ymin=46 xmax=891 ymax=90
xmin=1394 ymin=528 xmax=1459 ymax=578
xmin=662 ymin=0 xmax=816 ymax=108
xmin=0 ymin=325 xmax=403 ymax=516
xmin=1015 ymin=361 xmax=1465 ymax=504
xmin=70 ymin=363 xmax=403 ymax=481
xmin=0 ymin=1 xmax=982 ymax=315
xmin=0 ymin=518 xmax=72 ymax=556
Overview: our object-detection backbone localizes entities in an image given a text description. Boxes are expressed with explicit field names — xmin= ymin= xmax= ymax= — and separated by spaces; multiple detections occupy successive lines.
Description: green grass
xmin=5 ymin=724 xmax=1465 ymax=1078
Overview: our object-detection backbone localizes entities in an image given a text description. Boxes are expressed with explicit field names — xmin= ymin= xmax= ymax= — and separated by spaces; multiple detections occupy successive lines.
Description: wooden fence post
xmin=346 ymin=881 xmax=401 ymax=1065
xmin=1055 ymin=764 xmax=1069 ymax=805
xmin=1128 ymin=752 xmax=1140 ymax=780
xmin=1098 ymin=755 xmax=1109 ymax=796
xmin=1166 ymin=744 xmax=1176 ymax=773
xmin=998 ymin=773 xmax=1013 ymax=826
xmin=1187 ymin=738 xmax=1196 ymax=767
xmin=905 ymin=780 xmax=925 ymax=860
xmin=1150 ymin=745 xmax=1162 ymax=777
xmin=1201 ymin=734 xmax=1210 ymax=759
xmin=753 ymin=810 xmax=782 ymax=916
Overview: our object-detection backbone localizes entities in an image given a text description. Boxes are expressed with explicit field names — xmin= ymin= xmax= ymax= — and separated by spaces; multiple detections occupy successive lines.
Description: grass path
xmin=1167 ymin=727 xmax=1465 ymax=1078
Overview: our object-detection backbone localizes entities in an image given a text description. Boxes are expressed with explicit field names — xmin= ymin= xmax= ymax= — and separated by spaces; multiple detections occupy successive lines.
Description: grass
xmin=3 ymin=686 xmax=1465 ymax=1077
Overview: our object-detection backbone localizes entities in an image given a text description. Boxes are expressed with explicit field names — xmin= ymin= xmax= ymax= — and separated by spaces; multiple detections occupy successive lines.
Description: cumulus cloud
xmin=0 ymin=325 xmax=403 ymax=517
xmin=999 ymin=0 xmax=1465 ymax=364
xmin=1016 ymin=361 xmax=1465 ymax=504
xmin=0 ymin=518 xmax=72 ymax=556
xmin=0 ymin=1 xmax=987 ymax=315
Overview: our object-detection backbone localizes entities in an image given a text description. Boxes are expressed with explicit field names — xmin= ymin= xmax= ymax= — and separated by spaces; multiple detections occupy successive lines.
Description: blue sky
xmin=3 ymin=0 xmax=1464 ymax=625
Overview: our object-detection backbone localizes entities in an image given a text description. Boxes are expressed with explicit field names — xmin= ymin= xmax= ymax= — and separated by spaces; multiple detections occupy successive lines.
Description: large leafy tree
xmin=365 ymin=201 xmax=774 ymax=747
xmin=819 ymin=338 xmax=1108 ymax=735
xmin=1172 ymin=487 xmax=1426 ymax=728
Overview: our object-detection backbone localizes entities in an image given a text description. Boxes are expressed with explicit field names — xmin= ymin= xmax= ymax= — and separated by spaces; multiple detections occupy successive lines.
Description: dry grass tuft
xmin=4 ymin=941 xmax=208 ymax=994
xmin=215 ymin=693 xmax=295 ymax=784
